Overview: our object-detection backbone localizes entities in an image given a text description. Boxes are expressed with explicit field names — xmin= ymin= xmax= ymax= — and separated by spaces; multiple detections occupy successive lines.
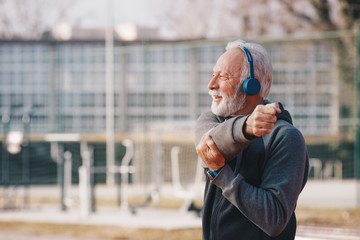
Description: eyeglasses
xmin=212 ymin=72 xmax=239 ymax=82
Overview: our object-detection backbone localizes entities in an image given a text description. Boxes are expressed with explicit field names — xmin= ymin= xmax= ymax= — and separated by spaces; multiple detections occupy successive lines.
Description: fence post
xmin=355 ymin=21 xmax=360 ymax=207
xmin=190 ymin=45 xmax=199 ymax=120
xmin=105 ymin=0 xmax=115 ymax=186
xmin=63 ymin=151 xmax=73 ymax=208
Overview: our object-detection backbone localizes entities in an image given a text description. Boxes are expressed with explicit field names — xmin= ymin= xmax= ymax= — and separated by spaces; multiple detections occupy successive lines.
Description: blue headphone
xmin=241 ymin=47 xmax=261 ymax=96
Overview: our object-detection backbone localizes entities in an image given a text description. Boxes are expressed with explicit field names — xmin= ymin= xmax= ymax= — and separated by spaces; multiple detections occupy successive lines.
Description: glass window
xmin=153 ymin=93 xmax=166 ymax=107
xmin=174 ymin=93 xmax=188 ymax=107
xmin=199 ymin=93 xmax=211 ymax=107
xmin=273 ymin=70 xmax=287 ymax=85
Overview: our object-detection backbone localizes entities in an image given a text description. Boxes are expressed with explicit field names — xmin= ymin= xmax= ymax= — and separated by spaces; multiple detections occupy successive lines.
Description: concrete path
xmin=0 ymin=181 xmax=359 ymax=239
xmin=0 ymin=206 xmax=201 ymax=230
xmin=0 ymin=206 xmax=359 ymax=240
xmin=296 ymin=226 xmax=360 ymax=240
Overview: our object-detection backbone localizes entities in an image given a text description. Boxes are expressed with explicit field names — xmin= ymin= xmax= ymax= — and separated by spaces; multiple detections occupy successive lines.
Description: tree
xmin=159 ymin=0 xmax=214 ymax=40
xmin=161 ymin=0 xmax=360 ymax=39
xmin=278 ymin=0 xmax=360 ymax=31
xmin=0 ymin=0 xmax=77 ymax=39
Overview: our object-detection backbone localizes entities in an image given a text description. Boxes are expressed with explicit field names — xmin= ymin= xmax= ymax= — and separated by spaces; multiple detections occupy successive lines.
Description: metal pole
xmin=48 ymin=43 xmax=57 ymax=132
xmin=119 ymin=139 xmax=134 ymax=212
xmin=58 ymin=144 xmax=66 ymax=211
xmin=80 ymin=141 xmax=95 ymax=215
xmin=63 ymin=151 xmax=72 ymax=208
xmin=22 ymin=113 xmax=31 ymax=208
xmin=89 ymin=145 xmax=95 ymax=213
xmin=1 ymin=114 xmax=10 ymax=187
xmin=119 ymin=48 xmax=128 ymax=133
xmin=142 ymin=41 xmax=151 ymax=191
xmin=190 ymin=46 xmax=199 ymax=120
xmin=105 ymin=0 xmax=115 ymax=185
xmin=153 ymin=132 xmax=162 ymax=207
xmin=354 ymin=21 xmax=360 ymax=207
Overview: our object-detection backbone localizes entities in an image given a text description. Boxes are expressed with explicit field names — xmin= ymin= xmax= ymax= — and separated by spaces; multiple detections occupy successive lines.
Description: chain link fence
xmin=0 ymin=28 xmax=359 ymax=206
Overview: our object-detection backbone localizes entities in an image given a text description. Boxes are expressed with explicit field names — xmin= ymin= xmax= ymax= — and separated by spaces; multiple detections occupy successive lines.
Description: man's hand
xmin=244 ymin=103 xmax=282 ymax=137
xmin=196 ymin=131 xmax=225 ymax=171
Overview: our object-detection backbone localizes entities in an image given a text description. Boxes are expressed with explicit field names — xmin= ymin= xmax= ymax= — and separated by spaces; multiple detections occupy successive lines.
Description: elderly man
xmin=195 ymin=40 xmax=309 ymax=240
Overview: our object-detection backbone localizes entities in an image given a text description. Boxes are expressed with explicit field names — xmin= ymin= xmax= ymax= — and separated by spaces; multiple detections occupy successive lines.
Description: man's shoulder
xmin=198 ymin=110 xmax=215 ymax=118
xmin=269 ymin=119 xmax=305 ymax=144
xmin=196 ymin=110 xmax=226 ymax=123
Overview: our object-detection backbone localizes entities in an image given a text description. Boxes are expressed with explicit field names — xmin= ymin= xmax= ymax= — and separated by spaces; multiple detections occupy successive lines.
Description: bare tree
xmin=162 ymin=0 xmax=359 ymax=85
xmin=159 ymin=0 xmax=215 ymax=40
xmin=0 ymin=0 xmax=77 ymax=39
xmin=277 ymin=0 xmax=360 ymax=31
xmin=160 ymin=0 xmax=360 ymax=38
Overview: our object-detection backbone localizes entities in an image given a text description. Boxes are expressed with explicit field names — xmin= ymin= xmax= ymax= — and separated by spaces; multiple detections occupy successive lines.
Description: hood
xmin=264 ymin=99 xmax=293 ymax=125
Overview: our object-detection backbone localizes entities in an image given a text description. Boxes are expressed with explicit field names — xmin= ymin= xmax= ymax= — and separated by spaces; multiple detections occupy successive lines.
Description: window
xmin=174 ymin=93 xmax=188 ymax=107
xmin=151 ymin=93 xmax=166 ymax=107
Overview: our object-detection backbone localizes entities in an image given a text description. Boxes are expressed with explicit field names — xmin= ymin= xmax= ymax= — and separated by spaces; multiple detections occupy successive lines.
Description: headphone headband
xmin=241 ymin=47 xmax=255 ymax=79
xmin=240 ymin=46 xmax=261 ymax=96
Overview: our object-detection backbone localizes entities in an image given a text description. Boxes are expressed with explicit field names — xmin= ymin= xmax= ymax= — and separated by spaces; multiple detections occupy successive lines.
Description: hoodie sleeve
xmin=195 ymin=111 xmax=254 ymax=161
xmin=195 ymin=101 xmax=292 ymax=162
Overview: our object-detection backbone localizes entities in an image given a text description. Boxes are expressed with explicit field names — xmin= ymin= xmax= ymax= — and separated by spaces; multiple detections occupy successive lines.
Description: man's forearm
xmin=195 ymin=111 xmax=253 ymax=161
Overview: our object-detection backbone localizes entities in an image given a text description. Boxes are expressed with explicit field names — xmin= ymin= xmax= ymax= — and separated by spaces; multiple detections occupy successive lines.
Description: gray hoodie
xmin=195 ymin=101 xmax=309 ymax=240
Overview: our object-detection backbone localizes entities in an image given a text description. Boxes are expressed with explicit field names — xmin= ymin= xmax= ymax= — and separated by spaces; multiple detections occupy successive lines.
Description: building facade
xmin=0 ymin=38 xmax=343 ymax=138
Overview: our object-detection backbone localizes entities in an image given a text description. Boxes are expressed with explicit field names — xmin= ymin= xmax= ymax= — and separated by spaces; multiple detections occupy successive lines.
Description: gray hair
xmin=226 ymin=40 xmax=272 ymax=98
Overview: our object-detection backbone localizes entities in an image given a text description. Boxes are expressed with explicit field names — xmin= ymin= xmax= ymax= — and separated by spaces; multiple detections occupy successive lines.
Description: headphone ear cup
xmin=243 ymin=78 xmax=261 ymax=96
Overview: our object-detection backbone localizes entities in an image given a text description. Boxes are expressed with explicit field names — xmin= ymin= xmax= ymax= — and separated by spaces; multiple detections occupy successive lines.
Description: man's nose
xmin=208 ymin=75 xmax=219 ymax=90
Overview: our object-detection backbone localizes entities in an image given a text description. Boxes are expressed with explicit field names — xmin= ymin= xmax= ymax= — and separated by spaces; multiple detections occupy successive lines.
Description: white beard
xmin=209 ymin=88 xmax=247 ymax=117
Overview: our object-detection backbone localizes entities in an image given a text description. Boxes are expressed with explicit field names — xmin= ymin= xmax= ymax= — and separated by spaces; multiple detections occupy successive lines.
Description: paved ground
xmin=296 ymin=226 xmax=360 ymax=240
xmin=0 ymin=205 xmax=201 ymax=230
xmin=297 ymin=180 xmax=359 ymax=208
xmin=0 ymin=181 xmax=359 ymax=239
xmin=0 ymin=206 xmax=359 ymax=240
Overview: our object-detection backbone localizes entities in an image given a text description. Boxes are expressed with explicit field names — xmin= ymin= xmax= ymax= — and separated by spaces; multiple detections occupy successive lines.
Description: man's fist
xmin=244 ymin=103 xmax=282 ymax=137
xmin=196 ymin=132 xmax=225 ymax=171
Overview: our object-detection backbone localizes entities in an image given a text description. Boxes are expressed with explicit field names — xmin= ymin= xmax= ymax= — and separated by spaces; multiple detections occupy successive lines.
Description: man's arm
xmin=195 ymin=103 xmax=281 ymax=167
xmin=195 ymin=111 xmax=251 ymax=164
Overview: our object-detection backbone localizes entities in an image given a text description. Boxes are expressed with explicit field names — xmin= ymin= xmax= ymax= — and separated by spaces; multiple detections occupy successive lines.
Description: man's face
xmin=208 ymin=49 xmax=247 ymax=117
